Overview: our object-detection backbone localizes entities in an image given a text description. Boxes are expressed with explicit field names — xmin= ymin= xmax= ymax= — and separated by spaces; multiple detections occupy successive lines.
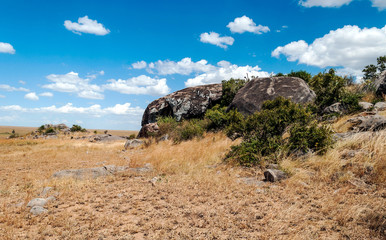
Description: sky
xmin=1 ymin=0 xmax=386 ymax=130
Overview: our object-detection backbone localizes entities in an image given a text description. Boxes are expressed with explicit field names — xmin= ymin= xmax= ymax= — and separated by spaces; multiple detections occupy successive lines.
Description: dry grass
xmin=0 ymin=130 xmax=385 ymax=239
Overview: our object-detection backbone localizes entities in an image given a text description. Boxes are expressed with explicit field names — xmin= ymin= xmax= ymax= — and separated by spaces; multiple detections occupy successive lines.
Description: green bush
xmin=44 ymin=127 xmax=55 ymax=134
xmin=129 ymin=134 xmax=136 ymax=139
xmin=287 ymin=70 xmax=312 ymax=83
xmin=70 ymin=124 xmax=87 ymax=132
xmin=204 ymin=105 xmax=229 ymax=131
xmin=157 ymin=116 xmax=206 ymax=143
xmin=225 ymin=97 xmax=333 ymax=166
xmin=220 ymin=78 xmax=247 ymax=107
xmin=309 ymin=69 xmax=361 ymax=114
xmin=157 ymin=116 xmax=179 ymax=136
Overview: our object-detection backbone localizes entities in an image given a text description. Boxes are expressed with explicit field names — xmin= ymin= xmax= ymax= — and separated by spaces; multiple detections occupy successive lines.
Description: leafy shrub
xmin=70 ymin=124 xmax=87 ymax=132
xmin=129 ymin=134 xmax=136 ymax=139
xmin=220 ymin=78 xmax=247 ymax=107
xmin=157 ymin=116 xmax=206 ymax=143
xmin=225 ymin=97 xmax=333 ymax=166
xmin=287 ymin=70 xmax=312 ymax=83
xmin=309 ymin=69 xmax=361 ymax=114
xmin=157 ymin=116 xmax=178 ymax=136
xmin=44 ymin=127 xmax=55 ymax=134
xmin=204 ymin=105 xmax=229 ymax=131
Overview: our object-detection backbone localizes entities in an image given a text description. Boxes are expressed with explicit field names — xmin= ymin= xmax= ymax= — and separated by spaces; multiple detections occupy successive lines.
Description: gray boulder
xmin=323 ymin=102 xmax=345 ymax=114
xmin=30 ymin=206 xmax=48 ymax=215
xmin=359 ymin=102 xmax=374 ymax=111
xmin=124 ymin=139 xmax=144 ymax=149
xmin=229 ymin=77 xmax=316 ymax=115
xmin=27 ymin=198 xmax=48 ymax=208
xmin=348 ymin=114 xmax=386 ymax=131
xmin=374 ymin=70 xmax=386 ymax=96
xmin=137 ymin=123 xmax=159 ymax=138
xmin=264 ymin=169 xmax=287 ymax=182
xmin=374 ymin=102 xmax=386 ymax=111
xmin=52 ymin=165 xmax=128 ymax=179
xmin=139 ymin=83 xmax=222 ymax=137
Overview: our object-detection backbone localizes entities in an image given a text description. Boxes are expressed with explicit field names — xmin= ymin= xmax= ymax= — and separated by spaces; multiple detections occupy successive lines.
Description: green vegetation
xmin=70 ymin=124 xmax=87 ymax=132
xmin=157 ymin=116 xmax=207 ymax=143
xmin=220 ymin=78 xmax=247 ymax=107
xmin=225 ymin=97 xmax=333 ymax=166
xmin=309 ymin=69 xmax=362 ymax=113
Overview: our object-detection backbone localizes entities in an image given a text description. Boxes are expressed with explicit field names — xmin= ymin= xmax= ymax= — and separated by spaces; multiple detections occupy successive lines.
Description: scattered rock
xmin=137 ymin=123 xmax=160 ymax=138
xmin=239 ymin=177 xmax=266 ymax=187
xmin=27 ymin=198 xmax=48 ymax=208
xmin=229 ymin=77 xmax=316 ymax=116
xmin=129 ymin=163 xmax=153 ymax=173
xmin=374 ymin=102 xmax=386 ymax=111
xmin=348 ymin=114 xmax=386 ymax=131
xmin=158 ymin=134 xmax=169 ymax=142
xmin=139 ymin=83 xmax=222 ymax=137
xmin=340 ymin=150 xmax=357 ymax=159
xmin=52 ymin=165 xmax=128 ymax=179
xmin=374 ymin=70 xmax=386 ymax=96
xmin=359 ymin=102 xmax=374 ymax=111
xmin=89 ymin=134 xmax=126 ymax=142
xmin=124 ymin=139 xmax=144 ymax=149
xmin=264 ymin=169 xmax=287 ymax=182
xmin=323 ymin=102 xmax=346 ymax=114
xmin=30 ymin=206 xmax=48 ymax=215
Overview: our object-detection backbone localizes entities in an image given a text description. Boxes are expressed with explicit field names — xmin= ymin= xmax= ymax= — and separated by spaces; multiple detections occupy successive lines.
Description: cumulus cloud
xmin=24 ymin=92 xmax=39 ymax=101
xmin=0 ymin=84 xmax=29 ymax=92
xmin=146 ymin=57 xmax=217 ymax=75
xmin=104 ymin=75 xmax=170 ymax=96
xmin=132 ymin=61 xmax=147 ymax=69
xmin=185 ymin=61 xmax=270 ymax=87
xmin=43 ymin=72 xmax=104 ymax=100
xmin=200 ymin=32 xmax=234 ymax=49
xmin=227 ymin=16 xmax=270 ymax=34
xmin=371 ymin=0 xmax=386 ymax=10
xmin=39 ymin=92 xmax=53 ymax=97
xmin=64 ymin=16 xmax=110 ymax=35
xmin=272 ymin=25 xmax=386 ymax=79
xmin=0 ymin=42 xmax=15 ymax=54
xmin=299 ymin=0 xmax=354 ymax=7
xmin=0 ymin=103 xmax=144 ymax=117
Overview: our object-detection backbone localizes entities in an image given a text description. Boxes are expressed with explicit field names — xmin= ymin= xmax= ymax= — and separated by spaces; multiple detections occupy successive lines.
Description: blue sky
xmin=1 ymin=0 xmax=386 ymax=130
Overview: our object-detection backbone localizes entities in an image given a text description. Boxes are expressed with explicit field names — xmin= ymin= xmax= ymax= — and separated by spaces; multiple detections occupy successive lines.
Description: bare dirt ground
xmin=0 ymin=128 xmax=385 ymax=239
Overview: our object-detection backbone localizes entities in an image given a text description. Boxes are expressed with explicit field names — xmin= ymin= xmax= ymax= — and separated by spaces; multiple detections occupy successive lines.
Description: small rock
xmin=129 ymin=163 xmax=153 ymax=173
xmin=374 ymin=101 xmax=386 ymax=111
xmin=30 ymin=206 xmax=48 ymax=215
xmin=323 ymin=102 xmax=346 ymax=114
xmin=239 ymin=177 xmax=266 ymax=187
xmin=27 ymin=198 xmax=47 ymax=208
xmin=359 ymin=102 xmax=374 ymax=111
xmin=264 ymin=169 xmax=287 ymax=182
xmin=150 ymin=177 xmax=159 ymax=186
xmin=348 ymin=114 xmax=386 ymax=131
xmin=158 ymin=134 xmax=169 ymax=142
xmin=340 ymin=150 xmax=357 ymax=159
xmin=124 ymin=139 xmax=144 ymax=150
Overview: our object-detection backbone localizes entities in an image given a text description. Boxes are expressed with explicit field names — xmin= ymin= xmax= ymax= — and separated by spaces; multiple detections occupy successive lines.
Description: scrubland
xmin=0 ymin=120 xmax=385 ymax=239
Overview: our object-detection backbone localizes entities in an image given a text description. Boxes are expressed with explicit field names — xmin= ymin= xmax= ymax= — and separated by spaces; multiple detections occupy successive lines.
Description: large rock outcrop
xmin=375 ymin=70 xmax=386 ymax=96
xmin=138 ymin=84 xmax=222 ymax=137
xmin=228 ymin=77 xmax=316 ymax=115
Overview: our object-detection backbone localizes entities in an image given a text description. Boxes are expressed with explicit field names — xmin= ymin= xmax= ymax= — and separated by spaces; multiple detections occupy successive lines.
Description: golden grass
xmin=0 ymin=131 xmax=385 ymax=239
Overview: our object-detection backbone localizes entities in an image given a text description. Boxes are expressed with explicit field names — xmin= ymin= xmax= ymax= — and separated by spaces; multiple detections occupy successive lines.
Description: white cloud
xmin=227 ymin=16 xmax=270 ymax=34
xmin=39 ymin=92 xmax=53 ymax=97
xmin=132 ymin=61 xmax=147 ymax=69
xmin=99 ymin=70 xmax=105 ymax=75
xmin=104 ymin=75 xmax=170 ymax=96
xmin=0 ymin=42 xmax=15 ymax=54
xmin=185 ymin=61 xmax=270 ymax=87
xmin=200 ymin=32 xmax=234 ymax=49
xmin=43 ymin=71 xmax=104 ymax=100
xmin=146 ymin=57 xmax=217 ymax=75
xmin=64 ymin=16 xmax=110 ymax=36
xmin=0 ymin=103 xmax=144 ymax=117
xmin=18 ymin=80 xmax=26 ymax=85
xmin=371 ymin=0 xmax=386 ymax=10
xmin=299 ymin=0 xmax=354 ymax=7
xmin=24 ymin=92 xmax=39 ymax=101
xmin=272 ymin=25 xmax=386 ymax=79
xmin=0 ymin=84 xmax=29 ymax=92
xmin=0 ymin=94 xmax=5 ymax=98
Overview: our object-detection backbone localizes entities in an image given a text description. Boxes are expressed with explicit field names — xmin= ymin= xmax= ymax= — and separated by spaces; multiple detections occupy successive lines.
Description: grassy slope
xmin=0 ymin=115 xmax=385 ymax=239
